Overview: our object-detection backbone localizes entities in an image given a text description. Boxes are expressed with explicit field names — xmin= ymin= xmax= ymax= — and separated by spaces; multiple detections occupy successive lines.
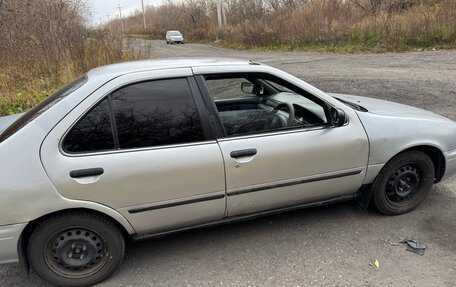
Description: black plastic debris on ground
xmin=399 ymin=238 xmax=426 ymax=256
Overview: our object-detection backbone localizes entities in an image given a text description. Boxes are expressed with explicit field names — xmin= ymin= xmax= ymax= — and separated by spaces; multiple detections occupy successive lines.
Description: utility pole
xmin=217 ymin=0 xmax=222 ymax=28
xmin=221 ymin=1 xmax=226 ymax=26
xmin=141 ymin=0 xmax=147 ymax=30
xmin=118 ymin=4 xmax=124 ymax=33
xmin=106 ymin=13 xmax=110 ymax=22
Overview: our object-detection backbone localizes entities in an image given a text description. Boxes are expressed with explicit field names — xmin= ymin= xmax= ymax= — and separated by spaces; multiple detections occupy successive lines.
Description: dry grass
xmin=0 ymin=0 xmax=138 ymax=116
xmin=216 ymin=0 xmax=456 ymax=51
xmin=2 ymin=0 xmax=455 ymax=116
xmin=0 ymin=35 xmax=135 ymax=116
xmin=117 ymin=0 xmax=456 ymax=52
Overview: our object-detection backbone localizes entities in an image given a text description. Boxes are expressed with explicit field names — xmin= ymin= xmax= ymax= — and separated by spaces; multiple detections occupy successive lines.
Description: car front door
xmin=41 ymin=69 xmax=226 ymax=234
xmin=195 ymin=72 xmax=369 ymax=217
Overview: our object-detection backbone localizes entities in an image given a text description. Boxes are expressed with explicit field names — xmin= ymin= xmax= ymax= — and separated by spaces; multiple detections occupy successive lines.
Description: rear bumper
xmin=0 ymin=223 xmax=27 ymax=264
xmin=443 ymin=149 xmax=456 ymax=180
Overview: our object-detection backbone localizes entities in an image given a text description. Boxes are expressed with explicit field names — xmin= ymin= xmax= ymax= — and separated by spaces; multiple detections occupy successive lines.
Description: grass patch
xmin=126 ymin=34 xmax=158 ymax=40
xmin=0 ymin=90 xmax=51 ymax=116
xmin=0 ymin=37 xmax=139 ymax=117
xmin=217 ymin=38 xmax=456 ymax=54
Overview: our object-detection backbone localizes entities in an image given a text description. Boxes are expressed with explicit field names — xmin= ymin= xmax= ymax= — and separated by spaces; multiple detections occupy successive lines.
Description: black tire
xmin=28 ymin=212 xmax=125 ymax=287
xmin=372 ymin=150 xmax=435 ymax=215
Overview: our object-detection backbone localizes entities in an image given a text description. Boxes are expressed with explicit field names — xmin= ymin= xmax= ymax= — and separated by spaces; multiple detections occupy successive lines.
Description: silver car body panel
xmin=0 ymin=75 xmax=136 ymax=230
xmin=0 ymin=120 xmax=135 ymax=232
xmin=0 ymin=223 xmax=27 ymax=264
xmin=0 ymin=58 xmax=455 ymax=265
xmin=117 ymin=191 xmax=226 ymax=234
xmin=331 ymin=94 xmax=456 ymax=180
xmin=444 ymin=149 xmax=456 ymax=179
xmin=0 ymin=113 xmax=23 ymax=133
xmin=216 ymin=126 xmax=368 ymax=216
xmin=40 ymin=68 xmax=226 ymax=234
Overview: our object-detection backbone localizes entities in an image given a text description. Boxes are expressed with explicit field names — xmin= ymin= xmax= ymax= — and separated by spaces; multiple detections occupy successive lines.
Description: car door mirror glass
xmin=241 ymin=82 xmax=255 ymax=94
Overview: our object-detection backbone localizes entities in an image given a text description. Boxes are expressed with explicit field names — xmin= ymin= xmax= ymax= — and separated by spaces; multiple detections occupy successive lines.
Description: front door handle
xmin=70 ymin=168 xmax=104 ymax=178
xmin=230 ymin=149 xmax=257 ymax=158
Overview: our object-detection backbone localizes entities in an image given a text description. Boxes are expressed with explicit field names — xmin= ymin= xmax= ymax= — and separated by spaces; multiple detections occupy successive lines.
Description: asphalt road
xmin=1 ymin=40 xmax=455 ymax=287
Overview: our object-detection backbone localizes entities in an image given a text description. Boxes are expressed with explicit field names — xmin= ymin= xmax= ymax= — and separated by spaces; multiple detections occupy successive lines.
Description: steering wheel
xmin=273 ymin=102 xmax=295 ymax=125
xmin=270 ymin=102 xmax=295 ymax=127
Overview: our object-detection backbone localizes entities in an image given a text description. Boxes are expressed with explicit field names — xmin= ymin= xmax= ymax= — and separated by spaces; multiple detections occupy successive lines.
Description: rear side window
xmin=63 ymin=78 xmax=205 ymax=153
xmin=64 ymin=99 xmax=115 ymax=153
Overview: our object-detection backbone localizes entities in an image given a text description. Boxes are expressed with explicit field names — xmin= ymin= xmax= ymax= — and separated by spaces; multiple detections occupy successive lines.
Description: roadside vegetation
xmin=118 ymin=0 xmax=456 ymax=52
xmin=0 ymin=0 xmax=136 ymax=116
xmin=1 ymin=0 xmax=455 ymax=116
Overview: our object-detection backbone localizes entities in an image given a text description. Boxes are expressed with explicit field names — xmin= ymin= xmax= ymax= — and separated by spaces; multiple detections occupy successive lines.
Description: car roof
xmin=166 ymin=30 xmax=181 ymax=33
xmin=86 ymin=58 xmax=255 ymax=79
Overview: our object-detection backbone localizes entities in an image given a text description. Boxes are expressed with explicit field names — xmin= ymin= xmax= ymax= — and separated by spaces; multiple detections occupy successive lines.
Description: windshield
xmin=169 ymin=32 xmax=182 ymax=36
xmin=264 ymin=80 xmax=293 ymax=93
xmin=0 ymin=75 xmax=87 ymax=143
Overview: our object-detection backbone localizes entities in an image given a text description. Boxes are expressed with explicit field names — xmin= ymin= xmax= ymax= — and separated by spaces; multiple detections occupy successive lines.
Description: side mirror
xmin=330 ymin=107 xmax=346 ymax=127
xmin=241 ymin=82 xmax=255 ymax=94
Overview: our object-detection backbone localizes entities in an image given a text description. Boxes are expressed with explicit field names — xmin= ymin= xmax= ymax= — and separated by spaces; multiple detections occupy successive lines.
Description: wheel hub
xmin=386 ymin=165 xmax=420 ymax=202
xmin=51 ymin=229 xmax=105 ymax=271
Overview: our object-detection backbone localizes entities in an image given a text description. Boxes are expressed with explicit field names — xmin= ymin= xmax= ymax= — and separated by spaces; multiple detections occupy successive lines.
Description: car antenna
xmin=249 ymin=60 xmax=260 ymax=65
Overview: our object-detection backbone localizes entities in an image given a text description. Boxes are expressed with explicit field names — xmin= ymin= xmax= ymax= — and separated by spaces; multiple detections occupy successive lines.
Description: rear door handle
xmin=70 ymin=168 xmax=104 ymax=178
xmin=230 ymin=149 xmax=257 ymax=158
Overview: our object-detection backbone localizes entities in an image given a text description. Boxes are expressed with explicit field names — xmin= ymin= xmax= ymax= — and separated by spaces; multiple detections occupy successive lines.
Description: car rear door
xmin=194 ymin=71 xmax=369 ymax=217
xmin=40 ymin=69 xmax=226 ymax=234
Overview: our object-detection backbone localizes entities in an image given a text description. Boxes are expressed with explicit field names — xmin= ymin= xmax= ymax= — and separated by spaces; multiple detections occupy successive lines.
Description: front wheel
xmin=371 ymin=150 xmax=435 ymax=215
xmin=28 ymin=212 xmax=125 ymax=287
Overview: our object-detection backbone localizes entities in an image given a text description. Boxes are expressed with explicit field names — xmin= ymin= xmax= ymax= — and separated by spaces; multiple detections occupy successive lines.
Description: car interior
xmin=205 ymin=76 xmax=328 ymax=136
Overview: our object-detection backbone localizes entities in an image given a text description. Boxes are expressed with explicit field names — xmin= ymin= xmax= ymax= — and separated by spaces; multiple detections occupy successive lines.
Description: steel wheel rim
xmin=386 ymin=164 xmax=421 ymax=205
xmin=44 ymin=227 xmax=109 ymax=278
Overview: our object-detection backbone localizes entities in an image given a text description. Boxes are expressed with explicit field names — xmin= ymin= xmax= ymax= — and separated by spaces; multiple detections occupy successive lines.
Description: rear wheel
xmin=28 ymin=212 xmax=125 ymax=287
xmin=372 ymin=150 xmax=434 ymax=215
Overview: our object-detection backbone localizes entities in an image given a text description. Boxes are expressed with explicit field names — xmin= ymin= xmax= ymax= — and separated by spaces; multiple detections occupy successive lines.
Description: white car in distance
xmin=166 ymin=30 xmax=184 ymax=44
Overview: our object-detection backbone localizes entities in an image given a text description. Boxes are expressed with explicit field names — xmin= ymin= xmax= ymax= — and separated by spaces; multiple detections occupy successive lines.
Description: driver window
xmin=204 ymin=75 xmax=328 ymax=137
xmin=206 ymin=78 xmax=256 ymax=100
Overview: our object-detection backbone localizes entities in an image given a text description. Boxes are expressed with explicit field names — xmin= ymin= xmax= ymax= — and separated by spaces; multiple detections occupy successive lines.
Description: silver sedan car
xmin=1 ymin=58 xmax=455 ymax=286
xmin=166 ymin=30 xmax=184 ymax=44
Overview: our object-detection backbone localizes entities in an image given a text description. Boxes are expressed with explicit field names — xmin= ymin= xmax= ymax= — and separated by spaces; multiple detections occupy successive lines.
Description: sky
xmin=87 ymin=0 xmax=169 ymax=25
